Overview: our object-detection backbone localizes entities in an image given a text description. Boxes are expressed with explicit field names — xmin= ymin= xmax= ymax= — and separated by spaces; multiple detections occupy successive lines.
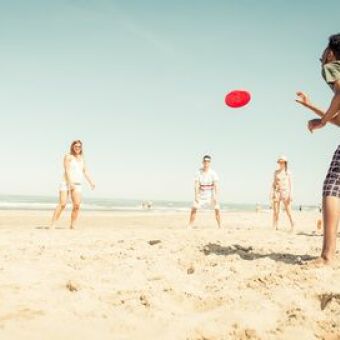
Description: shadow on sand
xmin=297 ymin=232 xmax=322 ymax=237
xmin=297 ymin=232 xmax=340 ymax=238
xmin=201 ymin=243 xmax=317 ymax=265
xmin=35 ymin=226 xmax=68 ymax=230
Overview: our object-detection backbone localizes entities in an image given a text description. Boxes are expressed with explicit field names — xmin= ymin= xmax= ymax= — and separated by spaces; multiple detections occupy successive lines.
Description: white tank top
xmin=63 ymin=156 xmax=84 ymax=183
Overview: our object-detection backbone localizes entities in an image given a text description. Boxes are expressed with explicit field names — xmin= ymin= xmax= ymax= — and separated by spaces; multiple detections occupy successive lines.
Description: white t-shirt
xmin=194 ymin=168 xmax=219 ymax=200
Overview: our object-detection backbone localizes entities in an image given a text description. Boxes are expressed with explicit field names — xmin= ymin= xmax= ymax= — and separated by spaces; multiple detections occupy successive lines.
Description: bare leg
xmin=273 ymin=201 xmax=280 ymax=230
xmin=50 ymin=191 xmax=68 ymax=229
xmin=70 ymin=189 xmax=82 ymax=229
xmin=283 ymin=200 xmax=295 ymax=232
xmin=272 ymin=200 xmax=276 ymax=228
xmin=319 ymin=196 xmax=340 ymax=264
xmin=215 ymin=209 xmax=221 ymax=228
xmin=188 ymin=208 xmax=197 ymax=228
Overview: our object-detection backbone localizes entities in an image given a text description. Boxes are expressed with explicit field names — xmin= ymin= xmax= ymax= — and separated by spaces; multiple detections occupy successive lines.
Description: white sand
xmin=0 ymin=209 xmax=339 ymax=340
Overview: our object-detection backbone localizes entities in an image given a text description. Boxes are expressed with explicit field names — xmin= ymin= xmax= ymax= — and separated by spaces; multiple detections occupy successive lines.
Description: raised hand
xmin=295 ymin=91 xmax=311 ymax=107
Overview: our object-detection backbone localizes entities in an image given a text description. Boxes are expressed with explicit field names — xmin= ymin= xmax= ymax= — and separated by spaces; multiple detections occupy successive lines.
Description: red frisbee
xmin=225 ymin=90 xmax=251 ymax=108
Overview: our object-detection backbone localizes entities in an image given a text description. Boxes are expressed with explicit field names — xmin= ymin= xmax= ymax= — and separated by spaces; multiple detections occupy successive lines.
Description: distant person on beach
xmin=270 ymin=155 xmax=295 ymax=231
xmin=296 ymin=33 xmax=340 ymax=265
xmin=50 ymin=140 xmax=95 ymax=229
xmin=188 ymin=155 xmax=221 ymax=228
xmin=141 ymin=201 xmax=153 ymax=210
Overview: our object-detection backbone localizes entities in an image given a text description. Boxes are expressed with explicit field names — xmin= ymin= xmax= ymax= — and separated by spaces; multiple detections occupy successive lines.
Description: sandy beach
xmin=0 ymin=209 xmax=339 ymax=340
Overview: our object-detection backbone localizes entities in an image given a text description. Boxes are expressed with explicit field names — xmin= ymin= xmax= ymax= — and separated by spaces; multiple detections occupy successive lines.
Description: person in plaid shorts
xmin=296 ymin=33 xmax=340 ymax=265
xmin=323 ymin=147 xmax=340 ymax=198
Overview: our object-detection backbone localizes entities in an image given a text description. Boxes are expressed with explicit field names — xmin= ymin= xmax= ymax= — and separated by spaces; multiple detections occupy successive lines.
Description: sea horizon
xmin=0 ymin=194 xmax=320 ymax=213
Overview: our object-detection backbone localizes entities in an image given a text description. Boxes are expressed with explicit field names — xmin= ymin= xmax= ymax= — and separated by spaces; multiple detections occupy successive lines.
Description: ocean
xmin=0 ymin=195 xmax=320 ymax=213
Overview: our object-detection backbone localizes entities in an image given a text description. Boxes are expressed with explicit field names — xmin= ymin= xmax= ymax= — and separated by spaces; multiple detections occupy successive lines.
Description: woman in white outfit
xmin=50 ymin=140 xmax=95 ymax=229
xmin=270 ymin=155 xmax=295 ymax=231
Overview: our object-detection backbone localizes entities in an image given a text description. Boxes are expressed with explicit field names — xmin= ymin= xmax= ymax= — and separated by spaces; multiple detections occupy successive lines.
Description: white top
xmin=194 ymin=168 xmax=219 ymax=199
xmin=63 ymin=155 xmax=84 ymax=184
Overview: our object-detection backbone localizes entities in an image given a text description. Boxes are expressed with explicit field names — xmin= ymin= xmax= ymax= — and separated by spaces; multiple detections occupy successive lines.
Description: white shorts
xmin=192 ymin=197 xmax=220 ymax=210
xmin=59 ymin=182 xmax=82 ymax=193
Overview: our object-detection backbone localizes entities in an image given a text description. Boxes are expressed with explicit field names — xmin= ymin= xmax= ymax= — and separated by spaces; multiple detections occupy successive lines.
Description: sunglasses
xmin=74 ymin=145 xmax=82 ymax=149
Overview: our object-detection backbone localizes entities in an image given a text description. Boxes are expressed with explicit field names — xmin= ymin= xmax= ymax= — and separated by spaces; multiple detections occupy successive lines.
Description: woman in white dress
xmin=50 ymin=140 xmax=95 ymax=229
xmin=270 ymin=155 xmax=295 ymax=231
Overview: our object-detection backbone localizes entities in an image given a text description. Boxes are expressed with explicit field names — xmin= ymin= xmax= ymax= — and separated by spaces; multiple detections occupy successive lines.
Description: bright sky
xmin=0 ymin=0 xmax=339 ymax=204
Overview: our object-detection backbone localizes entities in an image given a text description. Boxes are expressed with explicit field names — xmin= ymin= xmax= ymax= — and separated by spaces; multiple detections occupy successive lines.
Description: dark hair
xmin=203 ymin=155 xmax=211 ymax=161
xmin=328 ymin=33 xmax=340 ymax=59
xmin=285 ymin=161 xmax=288 ymax=174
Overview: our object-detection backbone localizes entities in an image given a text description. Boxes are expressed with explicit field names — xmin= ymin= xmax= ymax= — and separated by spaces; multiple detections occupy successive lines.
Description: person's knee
xmin=191 ymin=208 xmax=197 ymax=214
xmin=60 ymin=203 xmax=67 ymax=210
xmin=72 ymin=204 xmax=81 ymax=211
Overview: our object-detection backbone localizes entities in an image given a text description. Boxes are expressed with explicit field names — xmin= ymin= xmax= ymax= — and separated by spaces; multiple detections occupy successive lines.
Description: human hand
xmin=308 ymin=119 xmax=326 ymax=133
xmin=295 ymin=91 xmax=311 ymax=107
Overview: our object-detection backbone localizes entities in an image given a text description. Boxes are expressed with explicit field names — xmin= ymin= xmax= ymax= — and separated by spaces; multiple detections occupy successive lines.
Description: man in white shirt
xmin=188 ymin=155 xmax=221 ymax=228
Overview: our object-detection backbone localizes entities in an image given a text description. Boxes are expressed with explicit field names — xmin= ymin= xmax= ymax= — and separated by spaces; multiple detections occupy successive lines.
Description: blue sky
xmin=0 ymin=0 xmax=339 ymax=204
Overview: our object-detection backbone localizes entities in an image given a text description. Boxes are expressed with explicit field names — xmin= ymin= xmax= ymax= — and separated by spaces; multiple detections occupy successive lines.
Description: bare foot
xmin=70 ymin=225 xmax=76 ymax=230
xmin=305 ymin=256 xmax=333 ymax=267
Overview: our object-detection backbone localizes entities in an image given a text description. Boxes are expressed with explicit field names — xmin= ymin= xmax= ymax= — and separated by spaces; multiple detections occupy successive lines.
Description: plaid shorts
xmin=323 ymin=145 xmax=340 ymax=198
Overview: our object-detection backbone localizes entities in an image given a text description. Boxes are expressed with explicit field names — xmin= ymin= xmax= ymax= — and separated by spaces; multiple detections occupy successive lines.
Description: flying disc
xmin=225 ymin=90 xmax=251 ymax=108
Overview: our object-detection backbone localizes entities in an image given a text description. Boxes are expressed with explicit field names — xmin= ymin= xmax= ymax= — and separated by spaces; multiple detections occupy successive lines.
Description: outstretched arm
xmin=269 ymin=173 xmax=276 ymax=202
xmin=194 ymin=181 xmax=200 ymax=203
xmin=287 ymin=174 xmax=293 ymax=203
xmin=308 ymin=81 xmax=340 ymax=132
xmin=83 ymin=160 xmax=95 ymax=190
xmin=213 ymin=181 xmax=220 ymax=202
xmin=296 ymin=92 xmax=326 ymax=117
xmin=64 ymin=155 xmax=72 ymax=186
xmin=295 ymin=91 xmax=340 ymax=127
